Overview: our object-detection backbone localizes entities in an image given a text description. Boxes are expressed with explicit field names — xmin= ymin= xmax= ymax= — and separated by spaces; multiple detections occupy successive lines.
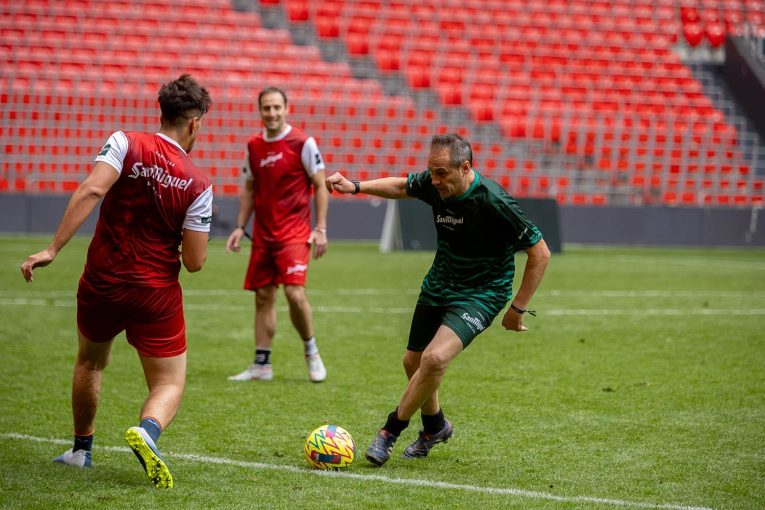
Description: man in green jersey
xmin=325 ymin=133 xmax=550 ymax=466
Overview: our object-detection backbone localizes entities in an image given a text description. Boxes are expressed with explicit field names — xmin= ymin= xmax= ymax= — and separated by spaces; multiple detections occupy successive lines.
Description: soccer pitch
xmin=1 ymin=235 xmax=763 ymax=509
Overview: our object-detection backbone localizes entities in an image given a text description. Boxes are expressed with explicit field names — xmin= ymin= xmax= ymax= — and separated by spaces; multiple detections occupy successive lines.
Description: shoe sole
xmin=125 ymin=428 xmax=174 ymax=488
xmin=365 ymin=452 xmax=388 ymax=466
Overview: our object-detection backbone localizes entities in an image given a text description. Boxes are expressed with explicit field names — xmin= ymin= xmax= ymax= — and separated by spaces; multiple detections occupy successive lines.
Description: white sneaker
xmin=53 ymin=448 xmax=92 ymax=468
xmin=227 ymin=363 xmax=273 ymax=381
xmin=306 ymin=352 xmax=327 ymax=382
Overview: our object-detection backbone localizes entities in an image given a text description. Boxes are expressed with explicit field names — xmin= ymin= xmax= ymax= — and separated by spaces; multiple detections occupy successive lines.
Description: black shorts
xmin=407 ymin=302 xmax=495 ymax=352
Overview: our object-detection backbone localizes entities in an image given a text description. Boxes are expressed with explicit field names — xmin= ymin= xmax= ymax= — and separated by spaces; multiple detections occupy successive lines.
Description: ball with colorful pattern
xmin=304 ymin=424 xmax=356 ymax=469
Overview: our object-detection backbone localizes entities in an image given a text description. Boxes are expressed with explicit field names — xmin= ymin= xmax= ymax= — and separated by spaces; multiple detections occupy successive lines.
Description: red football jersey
xmin=85 ymin=131 xmax=213 ymax=287
xmin=243 ymin=125 xmax=325 ymax=245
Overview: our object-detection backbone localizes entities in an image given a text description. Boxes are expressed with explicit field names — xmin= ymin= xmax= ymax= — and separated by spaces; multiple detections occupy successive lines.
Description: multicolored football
xmin=304 ymin=424 xmax=355 ymax=469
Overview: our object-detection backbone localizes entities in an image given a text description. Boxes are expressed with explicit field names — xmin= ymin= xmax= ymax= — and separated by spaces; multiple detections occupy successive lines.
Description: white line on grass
xmin=1 ymin=297 xmax=764 ymax=316
xmin=544 ymin=309 xmax=765 ymax=316
xmin=1 ymin=432 xmax=711 ymax=510
xmin=591 ymin=255 xmax=765 ymax=272
xmin=3 ymin=289 xmax=764 ymax=299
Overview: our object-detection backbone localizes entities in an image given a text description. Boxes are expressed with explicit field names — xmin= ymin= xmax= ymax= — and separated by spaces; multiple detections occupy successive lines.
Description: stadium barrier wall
xmin=1 ymin=195 xmax=763 ymax=248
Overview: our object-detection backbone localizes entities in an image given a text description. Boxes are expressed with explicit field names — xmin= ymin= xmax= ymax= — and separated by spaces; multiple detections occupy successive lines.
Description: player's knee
xmin=403 ymin=354 xmax=419 ymax=376
xmin=76 ymin=352 xmax=110 ymax=371
xmin=76 ymin=346 xmax=111 ymax=370
xmin=283 ymin=285 xmax=307 ymax=306
xmin=255 ymin=288 xmax=276 ymax=308
xmin=419 ymin=350 xmax=450 ymax=375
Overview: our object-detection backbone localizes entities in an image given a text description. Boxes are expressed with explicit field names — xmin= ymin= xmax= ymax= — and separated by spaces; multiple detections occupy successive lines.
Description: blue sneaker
xmin=365 ymin=429 xmax=398 ymax=466
xmin=125 ymin=426 xmax=173 ymax=488
xmin=53 ymin=448 xmax=92 ymax=468
xmin=402 ymin=419 xmax=453 ymax=459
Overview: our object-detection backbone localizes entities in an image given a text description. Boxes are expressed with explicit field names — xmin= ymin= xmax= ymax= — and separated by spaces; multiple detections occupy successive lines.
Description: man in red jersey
xmin=20 ymin=74 xmax=212 ymax=489
xmin=226 ymin=86 xmax=329 ymax=383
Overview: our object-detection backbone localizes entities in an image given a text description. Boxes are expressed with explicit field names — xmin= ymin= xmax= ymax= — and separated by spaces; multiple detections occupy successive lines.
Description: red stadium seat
xmin=683 ymin=22 xmax=705 ymax=47
xmin=705 ymin=22 xmax=726 ymax=48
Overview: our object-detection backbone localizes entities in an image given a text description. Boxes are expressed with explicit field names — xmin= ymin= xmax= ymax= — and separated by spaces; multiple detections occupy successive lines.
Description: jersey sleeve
xmin=94 ymin=131 xmax=129 ymax=174
xmin=495 ymin=194 xmax=543 ymax=252
xmin=405 ymin=170 xmax=433 ymax=202
xmin=183 ymin=185 xmax=213 ymax=232
xmin=300 ymin=137 xmax=326 ymax=176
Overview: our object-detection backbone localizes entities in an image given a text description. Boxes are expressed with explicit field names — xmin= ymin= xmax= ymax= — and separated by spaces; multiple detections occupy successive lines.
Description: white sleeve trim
xmin=301 ymin=136 xmax=326 ymax=177
xmin=183 ymin=185 xmax=213 ymax=232
xmin=94 ymin=131 xmax=129 ymax=174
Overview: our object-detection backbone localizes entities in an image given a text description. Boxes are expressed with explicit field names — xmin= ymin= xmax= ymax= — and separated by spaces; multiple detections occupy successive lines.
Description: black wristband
xmin=236 ymin=225 xmax=246 ymax=230
xmin=511 ymin=303 xmax=536 ymax=316
xmin=351 ymin=180 xmax=361 ymax=194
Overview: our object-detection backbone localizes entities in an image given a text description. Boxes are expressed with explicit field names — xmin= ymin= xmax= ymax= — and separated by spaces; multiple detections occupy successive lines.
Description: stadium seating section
xmin=1 ymin=0 xmax=764 ymax=207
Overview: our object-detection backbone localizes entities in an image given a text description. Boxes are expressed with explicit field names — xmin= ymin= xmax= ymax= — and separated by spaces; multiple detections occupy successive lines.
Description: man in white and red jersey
xmin=20 ymin=74 xmax=213 ymax=488
xmin=226 ymin=86 xmax=329 ymax=383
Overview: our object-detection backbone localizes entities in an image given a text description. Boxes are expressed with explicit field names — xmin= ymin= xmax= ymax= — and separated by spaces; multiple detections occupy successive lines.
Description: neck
xmin=266 ymin=124 xmax=288 ymax=139
xmin=159 ymin=128 xmax=188 ymax=152
xmin=460 ymin=168 xmax=475 ymax=194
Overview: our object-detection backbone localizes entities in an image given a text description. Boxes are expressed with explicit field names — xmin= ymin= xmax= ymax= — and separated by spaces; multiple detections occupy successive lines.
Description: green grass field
xmin=1 ymin=235 xmax=763 ymax=509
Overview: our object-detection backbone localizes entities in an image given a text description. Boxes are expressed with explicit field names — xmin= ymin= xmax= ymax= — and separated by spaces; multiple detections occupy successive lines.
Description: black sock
xmin=382 ymin=408 xmax=409 ymax=436
xmin=73 ymin=433 xmax=93 ymax=452
xmin=255 ymin=348 xmax=271 ymax=365
xmin=421 ymin=408 xmax=446 ymax=435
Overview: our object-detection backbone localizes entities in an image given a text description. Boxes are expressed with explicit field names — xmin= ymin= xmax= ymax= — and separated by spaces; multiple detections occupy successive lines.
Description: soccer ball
xmin=304 ymin=424 xmax=355 ymax=469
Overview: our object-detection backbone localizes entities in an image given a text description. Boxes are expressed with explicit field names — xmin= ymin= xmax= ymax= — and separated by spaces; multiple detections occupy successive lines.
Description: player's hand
xmin=226 ymin=229 xmax=244 ymax=253
xmin=325 ymin=172 xmax=353 ymax=194
xmin=20 ymin=248 xmax=56 ymax=283
xmin=308 ymin=229 xmax=328 ymax=259
xmin=501 ymin=307 xmax=527 ymax=332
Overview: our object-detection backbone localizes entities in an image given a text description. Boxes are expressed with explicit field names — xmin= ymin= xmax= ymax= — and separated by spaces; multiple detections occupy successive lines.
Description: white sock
xmin=303 ymin=337 xmax=318 ymax=356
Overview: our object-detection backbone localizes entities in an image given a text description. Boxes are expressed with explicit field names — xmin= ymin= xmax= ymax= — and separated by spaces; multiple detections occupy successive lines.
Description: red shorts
xmin=244 ymin=242 xmax=310 ymax=290
xmin=76 ymin=275 xmax=186 ymax=357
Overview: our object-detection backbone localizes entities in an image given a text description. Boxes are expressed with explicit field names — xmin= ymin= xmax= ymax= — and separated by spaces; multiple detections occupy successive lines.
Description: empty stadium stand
xmin=1 ymin=0 xmax=764 ymax=208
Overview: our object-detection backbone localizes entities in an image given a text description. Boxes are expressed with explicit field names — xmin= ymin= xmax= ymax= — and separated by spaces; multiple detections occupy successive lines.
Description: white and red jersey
xmin=243 ymin=124 xmax=324 ymax=245
xmin=85 ymin=131 xmax=213 ymax=287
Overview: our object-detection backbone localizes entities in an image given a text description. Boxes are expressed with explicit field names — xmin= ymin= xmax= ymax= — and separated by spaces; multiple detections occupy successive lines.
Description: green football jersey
xmin=405 ymin=169 xmax=543 ymax=316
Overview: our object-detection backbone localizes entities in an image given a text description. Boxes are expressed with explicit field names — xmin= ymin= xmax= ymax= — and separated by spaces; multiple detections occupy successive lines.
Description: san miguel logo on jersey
xmin=436 ymin=214 xmax=464 ymax=226
xmin=128 ymin=162 xmax=194 ymax=190
xmin=260 ymin=152 xmax=284 ymax=168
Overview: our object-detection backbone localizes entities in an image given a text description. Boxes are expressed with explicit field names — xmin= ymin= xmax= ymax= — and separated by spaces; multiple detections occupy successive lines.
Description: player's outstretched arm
xmin=325 ymin=172 xmax=408 ymax=199
xmin=20 ymin=162 xmax=119 ymax=283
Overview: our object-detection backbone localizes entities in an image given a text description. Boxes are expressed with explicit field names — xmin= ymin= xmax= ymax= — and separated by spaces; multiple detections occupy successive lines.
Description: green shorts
xmin=407 ymin=302 xmax=496 ymax=352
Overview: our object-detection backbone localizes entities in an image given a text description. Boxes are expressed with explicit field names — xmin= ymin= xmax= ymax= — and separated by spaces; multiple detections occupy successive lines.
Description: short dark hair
xmin=158 ymin=74 xmax=212 ymax=127
xmin=431 ymin=133 xmax=472 ymax=168
xmin=258 ymin=86 xmax=288 ymax=108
